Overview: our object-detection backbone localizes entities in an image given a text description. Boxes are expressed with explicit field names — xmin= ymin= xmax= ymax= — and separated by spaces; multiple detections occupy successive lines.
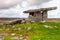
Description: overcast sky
xmin=0 ymin=0 xmax=60 ymax=18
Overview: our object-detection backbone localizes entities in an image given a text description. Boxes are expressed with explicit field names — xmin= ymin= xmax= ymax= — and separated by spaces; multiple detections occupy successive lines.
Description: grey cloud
xmin=24 ymin=0 xmax=51 ymax=6
xmin=0 ymin=0 xmax=23 ymax=9
xmin=0 ymin=0 xmax=51 ymax=18
xmin=0 ymin=0 xmax=51 ymax=9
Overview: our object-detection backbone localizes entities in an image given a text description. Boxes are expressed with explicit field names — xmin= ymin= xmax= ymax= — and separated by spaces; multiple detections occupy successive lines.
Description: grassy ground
xmin=0 ymin=22 xmax=60 ymax=40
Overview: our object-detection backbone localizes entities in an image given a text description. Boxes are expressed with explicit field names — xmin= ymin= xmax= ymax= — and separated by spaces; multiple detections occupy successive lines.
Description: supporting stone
xmin=23 ymin=7 xmax=57 ymax=22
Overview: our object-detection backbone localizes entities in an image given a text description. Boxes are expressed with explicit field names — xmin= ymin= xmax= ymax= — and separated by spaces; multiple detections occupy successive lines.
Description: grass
xmin=0 ymin=22 xmax=60 ymax=40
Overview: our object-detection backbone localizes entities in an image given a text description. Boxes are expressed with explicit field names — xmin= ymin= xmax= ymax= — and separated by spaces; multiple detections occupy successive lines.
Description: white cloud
xmin=39 ymin=0 xmax=60 ymax=18
xmin=0 ymin=4 xmax=29 ymax=18
xmin=0 ymin=0 xmax=51 ymax=18
xmin=24 ymin=0 xmax=50 ymax=6
xmin=0 ymin=0 xmax=23 ymax=8
xmin=0 ymin=0 xmax=50 ymax=8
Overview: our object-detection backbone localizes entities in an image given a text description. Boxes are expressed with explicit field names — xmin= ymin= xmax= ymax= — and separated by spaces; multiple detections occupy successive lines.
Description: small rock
xmin=18 ymin=35 xmax=24 ymax=40
xmin=18 ymin=28 xmax=21 ymax=31
xmin=0 ymin=39 xmax=2 ymax=40
xmin=12 ymin=37 xmax=18 ymax=39
xmin=24 ymin=39 xmax=27 ymax=40
xmin=12 ymin=26 xmax=15 ymax=28
xmin=20 ymin=35 xmax=23 ymax=37
xmin=22 ymin=20 xmax=25 ymax=23
xmin=49 ymin=26 xmax=53 ymax=28
xmin=31 ymin=21 xmax=35 ymax=23
xmin=44 ymin=25 xmax=53 ymax=28
xmin=44 ymin=25 xmax=49 ymax=28
xmin=41 ymin=20 xmax=46 ymax=23
xmin=23 ymin=35 xmax=28 ymax=39
xmin=11 ymin=33 xmax=15 ymax=36
xmin=27 ymin=27 xmax=31 ymax=30
xmin=19 ymin=36 xmax=24 ymax=40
